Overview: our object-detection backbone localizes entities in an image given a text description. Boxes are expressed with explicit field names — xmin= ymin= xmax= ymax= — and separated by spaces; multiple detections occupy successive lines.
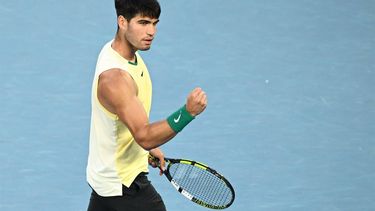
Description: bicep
xmin=98 ymin=69 xmax=149 ymax=134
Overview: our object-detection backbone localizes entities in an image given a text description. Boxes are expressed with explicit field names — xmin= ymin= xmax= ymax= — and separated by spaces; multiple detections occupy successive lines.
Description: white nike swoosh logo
xmin=174 ymin=111 xmax=182 ymax=123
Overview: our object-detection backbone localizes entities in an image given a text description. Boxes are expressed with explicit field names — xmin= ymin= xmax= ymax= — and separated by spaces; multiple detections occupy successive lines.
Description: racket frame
xmin=150 ymin=155 xmax=235 ymax=209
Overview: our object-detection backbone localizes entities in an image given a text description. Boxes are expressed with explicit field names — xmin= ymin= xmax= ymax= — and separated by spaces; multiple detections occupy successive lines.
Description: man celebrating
xmin=86 ymin=0 xmax=207 ymax=210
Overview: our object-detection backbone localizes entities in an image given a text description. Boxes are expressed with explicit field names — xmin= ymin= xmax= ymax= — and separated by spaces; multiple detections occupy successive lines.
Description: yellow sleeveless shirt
xmin=87 ymin=40 xmax=152 ymax=196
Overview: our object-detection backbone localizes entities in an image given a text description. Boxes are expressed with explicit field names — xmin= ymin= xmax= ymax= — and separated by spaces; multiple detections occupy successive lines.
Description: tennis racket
xmin=149 ymin=154 xmax=235 ymax=209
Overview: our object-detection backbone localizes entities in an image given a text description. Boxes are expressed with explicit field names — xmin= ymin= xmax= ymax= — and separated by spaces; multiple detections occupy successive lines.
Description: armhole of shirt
xmin=94 ymin=75 xmax=118 ymax=120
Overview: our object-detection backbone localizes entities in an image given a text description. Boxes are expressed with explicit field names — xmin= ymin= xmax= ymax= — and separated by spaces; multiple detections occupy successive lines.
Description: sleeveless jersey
xmin=86 ymin=40 xmax=152 ymax=196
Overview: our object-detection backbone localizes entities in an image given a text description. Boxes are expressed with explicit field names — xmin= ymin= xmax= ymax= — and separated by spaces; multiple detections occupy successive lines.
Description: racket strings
xmin=169 ymin=163 xmax=233 ymax=207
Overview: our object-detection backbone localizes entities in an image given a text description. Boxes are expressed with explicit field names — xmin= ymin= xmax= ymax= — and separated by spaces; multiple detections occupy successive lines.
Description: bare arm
xmin=97 ymin=68 xmax=207 ymax=150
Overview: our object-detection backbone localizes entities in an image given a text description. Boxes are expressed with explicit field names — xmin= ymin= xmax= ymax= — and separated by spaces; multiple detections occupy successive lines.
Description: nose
xmin=147 ymin=25 xmax=157 ymax=37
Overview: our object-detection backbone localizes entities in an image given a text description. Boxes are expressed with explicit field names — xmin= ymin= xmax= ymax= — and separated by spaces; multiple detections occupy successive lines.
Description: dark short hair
xmin=115 ymin=0 xmax=161 ymax=21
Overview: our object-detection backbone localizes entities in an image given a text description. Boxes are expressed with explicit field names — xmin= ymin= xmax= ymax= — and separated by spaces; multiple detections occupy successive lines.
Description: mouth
xmin=143 ymin=38 xmax=153 ymax=45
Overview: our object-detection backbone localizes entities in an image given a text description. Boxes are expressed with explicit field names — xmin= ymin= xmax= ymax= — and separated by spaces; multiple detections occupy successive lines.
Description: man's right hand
xmin=186 ymin=87 xmax=208 ymax=117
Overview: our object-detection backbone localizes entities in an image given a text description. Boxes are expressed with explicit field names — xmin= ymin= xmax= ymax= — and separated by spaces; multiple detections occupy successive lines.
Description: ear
xmin=117 ymin=15 xmax=128 ymax=31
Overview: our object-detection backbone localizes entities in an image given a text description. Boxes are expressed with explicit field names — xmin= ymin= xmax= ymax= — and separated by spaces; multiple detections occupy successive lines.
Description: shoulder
xmin=99 ymin=68 xmax=132 ymax=82
xmin=98 ymin=68 xmax=137 ymax=93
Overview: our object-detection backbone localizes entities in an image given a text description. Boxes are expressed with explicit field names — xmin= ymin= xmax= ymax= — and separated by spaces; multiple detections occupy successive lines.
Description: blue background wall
xmin=0 ymin=1 xmax=374 ymax=210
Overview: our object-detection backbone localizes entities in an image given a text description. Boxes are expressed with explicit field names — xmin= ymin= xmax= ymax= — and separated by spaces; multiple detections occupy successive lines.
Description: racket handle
xmin=148 ymin=154 xmax=158 ymax=162
xmin=148 ymin=154 xmax=164 ymax=172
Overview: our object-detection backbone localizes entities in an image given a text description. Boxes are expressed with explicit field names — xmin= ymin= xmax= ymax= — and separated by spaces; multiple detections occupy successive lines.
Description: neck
xmin=112 ymin=33 xmax=137 ymax=62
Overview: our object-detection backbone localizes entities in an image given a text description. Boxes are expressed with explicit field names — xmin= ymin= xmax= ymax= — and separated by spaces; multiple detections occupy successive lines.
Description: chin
xmin=139 ymin=46 xmax=151 ymax=51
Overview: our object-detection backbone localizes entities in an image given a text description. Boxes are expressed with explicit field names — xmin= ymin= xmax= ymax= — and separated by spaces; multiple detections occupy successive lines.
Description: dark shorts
xmin=87 ymin=173 xmax=166 ymax=211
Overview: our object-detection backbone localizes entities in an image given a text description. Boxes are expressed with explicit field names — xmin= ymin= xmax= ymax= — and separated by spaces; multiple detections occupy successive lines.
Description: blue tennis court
xmin=1 ymin=1 xmax=374 ymax=210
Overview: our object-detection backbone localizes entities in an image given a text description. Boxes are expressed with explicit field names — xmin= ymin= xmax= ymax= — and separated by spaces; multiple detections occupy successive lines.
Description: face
xmin=121 ymin=14 xmax=159 ymax=51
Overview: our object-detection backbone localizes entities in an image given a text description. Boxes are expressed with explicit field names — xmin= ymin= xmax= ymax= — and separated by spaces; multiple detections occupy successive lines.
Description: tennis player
xmin=86 ymin=0 xmax=207 ymax=210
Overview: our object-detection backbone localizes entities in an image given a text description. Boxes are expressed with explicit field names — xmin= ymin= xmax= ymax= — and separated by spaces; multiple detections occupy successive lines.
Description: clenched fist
xmin=186 ymin=87 xmax=207 ymax=117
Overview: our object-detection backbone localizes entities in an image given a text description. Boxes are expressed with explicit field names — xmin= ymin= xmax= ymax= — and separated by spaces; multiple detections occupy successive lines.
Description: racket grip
xmin=148 ymin=154 xmax=159 ymax=162
xmin=148 ymin=154 xmax=163 ymax=171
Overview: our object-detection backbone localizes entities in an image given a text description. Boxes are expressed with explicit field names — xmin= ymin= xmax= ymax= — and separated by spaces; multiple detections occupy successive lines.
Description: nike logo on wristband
xmin=174 ymin=111 xmax=182 ymax=123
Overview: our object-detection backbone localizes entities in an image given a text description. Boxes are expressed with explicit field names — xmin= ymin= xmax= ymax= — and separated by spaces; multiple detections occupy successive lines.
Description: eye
xmin=139 ymin=20 xmax=150 ymax=25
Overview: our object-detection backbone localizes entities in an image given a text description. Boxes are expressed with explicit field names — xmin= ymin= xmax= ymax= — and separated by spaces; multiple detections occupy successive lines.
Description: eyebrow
xmin=138 ymin=19 xmax=159 ymax=24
